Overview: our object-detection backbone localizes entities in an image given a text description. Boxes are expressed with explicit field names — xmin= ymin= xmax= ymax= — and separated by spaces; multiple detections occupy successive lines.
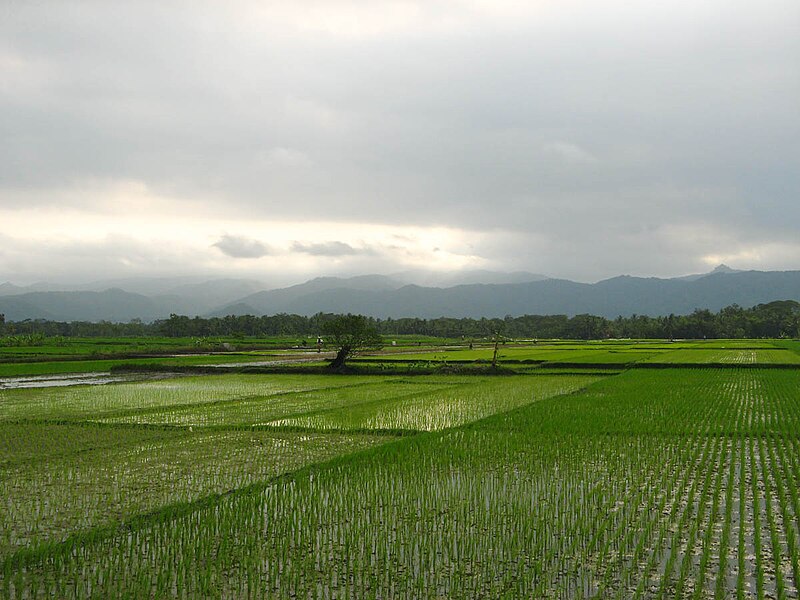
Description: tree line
xmin=1 ymin=300 xmax=798 ymax=340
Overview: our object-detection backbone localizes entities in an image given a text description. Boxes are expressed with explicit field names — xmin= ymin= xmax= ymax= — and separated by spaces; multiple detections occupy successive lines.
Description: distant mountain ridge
xmin=0 ymin=278 xmax=265 ymax=319
xmin=390 ymin=269 xmax=548 ymax=287
xmin=2 ymin=267 xmax=800 ymax=322
xmin=675 ymin=263 xmax=743 ymax=282
xmin=212 ymin=268 xmax=800 ymax=320
xmin=0 ymin=289 xmax=164 ymax=322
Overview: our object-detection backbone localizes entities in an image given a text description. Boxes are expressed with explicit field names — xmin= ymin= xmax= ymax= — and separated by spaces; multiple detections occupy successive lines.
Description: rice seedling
xmin=0 ymin=427 xmax=391 ymax=556
xmin=0 ymin=374 xmax=384 ymax=422
xmin=1 ymin=366 xmax=799 ymax=598
xmin=266 ymin=375 xmax=601 ymax=432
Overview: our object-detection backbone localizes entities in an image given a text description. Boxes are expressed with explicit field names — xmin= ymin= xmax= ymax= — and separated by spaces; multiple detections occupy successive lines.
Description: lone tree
xmin=322 ymin=314 xmax=382 ymax=370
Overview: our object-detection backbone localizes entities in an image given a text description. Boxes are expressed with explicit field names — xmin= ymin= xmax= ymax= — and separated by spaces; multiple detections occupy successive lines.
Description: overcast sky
xmin=1 ymin=0 xmax=798 ymax=286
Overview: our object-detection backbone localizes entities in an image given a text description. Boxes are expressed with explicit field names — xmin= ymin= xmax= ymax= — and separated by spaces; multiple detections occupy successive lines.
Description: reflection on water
xmin=200 ymin=357 xmax=328 ymax=368
xmin=0 ymin=372 xmax=177 ymax=390
xmin=0 ymin=355 xmax=329 ymax=389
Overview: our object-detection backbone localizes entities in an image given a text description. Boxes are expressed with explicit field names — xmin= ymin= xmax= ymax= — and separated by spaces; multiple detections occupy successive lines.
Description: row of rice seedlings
xmin=0 ymin=423 xmax=179 ymax=468
xmin=737 ymin=435 xmax=748 ymax=599
xmin=0 ymin=432 xmax=670 ymax=597
xmin=717 ymin=384 xmax=753 ymax=599
xmin=644 ymin=348 xmax=800 ymax=365
xmin=0 ymin=374 xmax=377 ymax=422
xmin=0 ymin=430 xmax=389 ymax=557
xmin=654 ymin=435 xmax=722 ymax=598
xmin=4 ymin=368 xmax=800 ymax=597
xmin=267 ymin=375 xmax=601 ymax=432
xmin=628 ymin=435 xmax=711 ymax=599
xmin=605 ymin=438 xmax=701 ymax=597
xmin=771 ymin=435 xmax=800 ymax=591
xmin=97 ymin=380 xmax=460 ymax=427
xmin=535 ymin=439 xmax=658 ymax=597
xmin=689 ymin=436 xmax=728 ymax=598
xmin=3 ymin=431 xmax=755 ymax=598
xmin=713 ymin=431 xmax=737 ymax=599
xmin=660 ymin=440 xmax=724 ymax=596
xmin=759 ymin=436 xmax=787 ymax=599
xmin=749 ymin=436 xmax=766 ymax=599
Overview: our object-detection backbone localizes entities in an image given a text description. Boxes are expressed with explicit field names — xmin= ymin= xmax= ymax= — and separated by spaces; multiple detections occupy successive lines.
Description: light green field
xmin=0 ymin=374 xmax=377 ymax=421
xmin=645 ymin=348 xmax=800 ymax=364
xmin=267 ymin=375 xmax=600 ymax=431
xmin=359 ymin=340 xmax=800 ymax=368
xmin=361 ymin=346 xmax=668 ymax=364
xmin=96 ymin=378 xmax=462 ymax=428
xmin=0 ymin=352 xmax=321 ymax=377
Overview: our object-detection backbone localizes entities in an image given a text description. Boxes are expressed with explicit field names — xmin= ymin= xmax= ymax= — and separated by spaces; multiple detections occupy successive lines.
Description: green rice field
xmin=2 ymin=339 xmax=800 ymax=597
xmin=355 ymin=339 xmax=800 ymax=367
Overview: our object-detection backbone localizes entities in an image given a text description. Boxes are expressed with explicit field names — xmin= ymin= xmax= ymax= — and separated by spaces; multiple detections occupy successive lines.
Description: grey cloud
xmin=0 ymin=1 xmax=798 ymax=281
xmin=213 ymin=235 xmax=272 ymax=258
xmin=0 ymin=234 xmax=198 ymax=283
xmin=291 ymin=241 xmax=374 ymax=256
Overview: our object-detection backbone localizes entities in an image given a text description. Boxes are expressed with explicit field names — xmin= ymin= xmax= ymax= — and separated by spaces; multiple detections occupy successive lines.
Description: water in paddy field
xmin=198 ymin=356 xmax=329 ymax=368
xmin=0 ymin=372 xmax=179 ymax=390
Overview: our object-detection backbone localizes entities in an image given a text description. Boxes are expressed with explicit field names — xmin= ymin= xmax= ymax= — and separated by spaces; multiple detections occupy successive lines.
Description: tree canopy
xmin=2 ymin=301 xmax=799 ymax=341
xmin=321 ymin=314 xmax=383 ymax=370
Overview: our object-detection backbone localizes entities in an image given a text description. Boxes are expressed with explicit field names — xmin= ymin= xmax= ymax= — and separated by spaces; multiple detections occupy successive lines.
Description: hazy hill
xmin=211 ymin=275 xmax=404 ymax=317
xmin=0 ymin=289 xmax=167 ymax=322
xmin=3 ymin=268 xmax=800 ymax=322
xmin=675 ymin=263 xmax=743 ymax=282
xmin=0 ymin=282 xmax=26 ymax=297
xmin=390 ymin=269 xmax=548 ymax=287
xmin=213 ymin=269 xmax=800 ymax=319
xmin=0 ymin=278 xmax=265 ymax=318
xmin=151 ymin=279 xmax=266 ymax=315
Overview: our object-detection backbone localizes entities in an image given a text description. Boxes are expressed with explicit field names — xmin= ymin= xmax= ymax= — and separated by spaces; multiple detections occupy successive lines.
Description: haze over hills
xmin=0 ymin=278 xmax=265 ymax=318
xmin=390 ymin=270 xmax=549 ymax=287
xmin=674 ymin=263 xmax=743 ymax=282
xmin=212 ymin=269 xmax=800 ymax=320
xmin=2 ymin=266 xmax=800 ymax=323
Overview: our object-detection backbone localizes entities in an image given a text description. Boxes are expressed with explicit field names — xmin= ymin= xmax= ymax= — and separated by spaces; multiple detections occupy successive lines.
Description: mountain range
xmin=2 ymin=266 xmax=800 ymax=322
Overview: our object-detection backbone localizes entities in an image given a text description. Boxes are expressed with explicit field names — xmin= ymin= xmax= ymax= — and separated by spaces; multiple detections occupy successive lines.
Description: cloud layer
xmin=1 ymin=1 xmax=798 ymax=284
xmin=214 ymin=235 xmax=272 ymax=259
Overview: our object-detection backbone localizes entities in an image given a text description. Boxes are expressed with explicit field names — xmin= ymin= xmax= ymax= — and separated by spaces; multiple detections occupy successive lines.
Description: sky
xmin=1 ymin=0 xmax=799 ymax=286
